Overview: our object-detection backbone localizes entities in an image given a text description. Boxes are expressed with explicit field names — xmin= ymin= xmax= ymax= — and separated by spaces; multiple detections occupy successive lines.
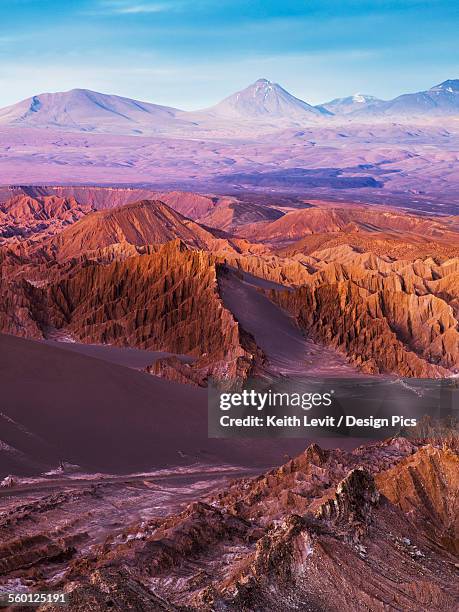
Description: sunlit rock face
xmin=1 ymin=194 xmax=458 ymax=380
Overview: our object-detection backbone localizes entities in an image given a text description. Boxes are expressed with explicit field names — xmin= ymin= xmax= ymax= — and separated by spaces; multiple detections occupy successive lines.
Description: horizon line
xmin=1 ymin=76 xmax=457 ymax=113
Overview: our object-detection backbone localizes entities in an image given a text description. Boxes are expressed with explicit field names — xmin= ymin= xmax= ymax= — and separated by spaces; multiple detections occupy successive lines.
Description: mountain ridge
xmin=350 ymin=79 xmax=459 ymax=118
xmin=37 ymin=198 xmax=244 ymax=260
xmin=317 ymin=93 xmax=383 ymax=115
xmin=0 ymin=77 xmax=457 ymax=135
xmin=0 ymin=88 xmax=189 ymax=135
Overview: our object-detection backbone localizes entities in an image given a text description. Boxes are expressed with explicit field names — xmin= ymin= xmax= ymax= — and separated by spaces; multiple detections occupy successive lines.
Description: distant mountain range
xmin=350 ymin=79 xmax=459 ymax=118
xmin=316 ymin=93 xmax=382 ymax=115
xmin=0 ymin=78 xmax=457 ymax=136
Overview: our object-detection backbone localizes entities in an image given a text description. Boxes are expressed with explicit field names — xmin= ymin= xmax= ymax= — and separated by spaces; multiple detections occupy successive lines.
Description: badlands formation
xmin=0 ymin=79 xmax=458 ymax=608
xmin=0 ymin=187 xmax=458 ymax=609
xmin=0 ymin=437 xmax=457 ymax=610
xmin=1 ymin=189 xmax=458 ymax=381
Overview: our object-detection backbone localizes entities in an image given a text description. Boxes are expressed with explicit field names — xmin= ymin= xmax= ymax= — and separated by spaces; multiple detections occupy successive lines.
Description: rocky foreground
xmin=0 ymin=438 xmax=457 ymax=611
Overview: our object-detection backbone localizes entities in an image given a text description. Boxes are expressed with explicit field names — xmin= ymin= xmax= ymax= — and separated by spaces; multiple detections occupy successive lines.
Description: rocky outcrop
xmin=316 ymin=468 xmax=380 ymax=541
xmin=60 ymin=443 xmax=459 ymax=610
xmin=50 ymin=568 xmax=180 ymax=611
xmin=0 ymin=276 xmax=45 ymax=338
xmin=0 ymin=532 xmax=78 ymax=575
xmin=234 ymin=215 xmax=459 ymax=379
xmin=43 ymin=243 xmax=231 ymax=354
xmin=0 ymin=240 xmax=263 ymax=384
xmin=208 ymin=439 xmax=418 ymax=525
xmin=1 ymin=441 xmax=457 ymax=611
xmin=267 ymin=259 xmax=459 ymax=376
xmin=148 ymin=323 xmax=266 ymax=388
xmin=376 ymin=445 xmax=459 ymax=554
xmin=147 ymin=356 xmax=206 ymax=387
xmin=1 ymin=196 xmax=458 ymax=380
xmin=210 ymin=444 xmax=458 ymax=611
xmin=0 ymin=475 xmax=16 ymax=488
xmin=0 ymin=194 xmax=91 ymax=244
xmin=221 ymin=252 xmax=311 ymax=286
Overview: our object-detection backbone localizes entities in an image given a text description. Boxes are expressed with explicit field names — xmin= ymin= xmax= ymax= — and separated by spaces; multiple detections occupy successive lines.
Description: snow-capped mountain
xmin=352 ymin=80 xmax=459 ymax=118
xmin=0 ymin=79 xmax=457 ymax=138
xmin=317 ymin=93 xmax=383 ymax=115
xmin=430 ymin=79 xmax=459 ymax=94
xmin=0 ymin=89 xmax=188 ymax=135
xmin=199 ymin=78 xmax=327 ymax=120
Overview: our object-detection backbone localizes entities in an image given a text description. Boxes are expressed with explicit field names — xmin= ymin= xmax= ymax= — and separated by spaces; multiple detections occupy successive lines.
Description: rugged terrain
xmin=0 ymin=191 xmax=457 ymax=380
xmin=1 ymin=184 xmax=458 ymax=608
xmin=0 ymin=439 xmax=457 ymax=611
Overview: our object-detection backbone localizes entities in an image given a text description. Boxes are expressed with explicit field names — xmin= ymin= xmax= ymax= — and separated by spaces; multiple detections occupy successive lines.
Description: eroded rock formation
xmin=0 ymin=194 xmax=92 ymax=244
xmin=266 ymin=247 xmax=459 ymax=376
xmin=1 ymin=195 xmax=458 ymax=380
xmin=3 ymin=440 xmax=454 ymax=611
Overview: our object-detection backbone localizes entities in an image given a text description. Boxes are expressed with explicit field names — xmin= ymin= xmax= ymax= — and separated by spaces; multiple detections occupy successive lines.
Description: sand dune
xmin=219 ymin=269 xmax=357 ymax=377
xmin=0 ymin=334 xmax=308 ymax=476
xmin=42 ymin=340 xmax=194 ymax=370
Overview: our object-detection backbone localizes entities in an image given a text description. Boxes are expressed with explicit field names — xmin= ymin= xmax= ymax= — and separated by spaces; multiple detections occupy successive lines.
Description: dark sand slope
xmin=0 ymin=334 xmax=308 ymax=476
xmin=43 ymin=340 xmax=193 ymax=370
xmin=219 ymin=270 xmax=358 ymax=376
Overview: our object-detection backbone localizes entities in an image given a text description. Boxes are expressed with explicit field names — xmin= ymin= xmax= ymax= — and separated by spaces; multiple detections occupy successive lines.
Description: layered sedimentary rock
xmin=12 ymin=440 xmax=455 ymax=611
xmin=376 ymin=444 xmax=459 ymax=554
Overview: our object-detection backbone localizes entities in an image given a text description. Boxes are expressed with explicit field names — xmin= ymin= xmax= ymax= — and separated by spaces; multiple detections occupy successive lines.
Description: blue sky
xmin=0 ymin=0 xmax=458 ymax=109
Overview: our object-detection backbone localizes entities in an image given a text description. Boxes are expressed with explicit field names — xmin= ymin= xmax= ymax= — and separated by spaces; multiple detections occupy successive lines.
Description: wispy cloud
xmin=93 ymin=0 xmax=178 ymax=15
